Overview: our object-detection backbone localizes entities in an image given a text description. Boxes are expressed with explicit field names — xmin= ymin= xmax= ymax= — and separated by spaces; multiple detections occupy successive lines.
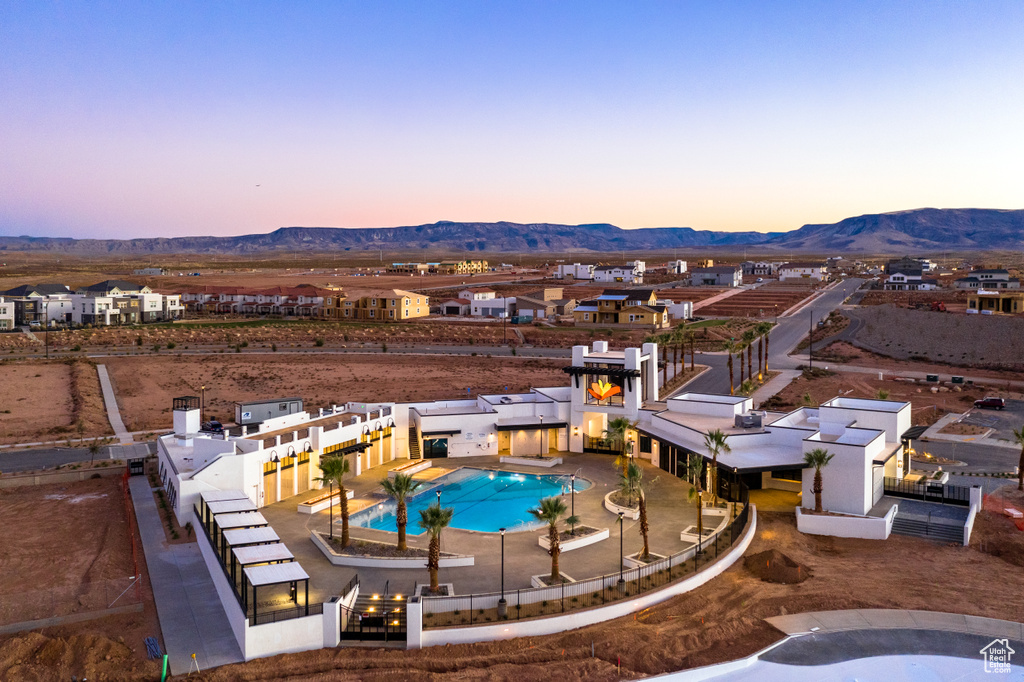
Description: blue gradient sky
xmin=1 ymin=1 xmax=1022 ymax=239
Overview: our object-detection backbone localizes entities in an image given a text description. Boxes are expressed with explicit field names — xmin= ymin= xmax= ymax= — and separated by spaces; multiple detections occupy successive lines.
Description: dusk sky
xmin=2 ymin=2 xmax=1022 ymax=239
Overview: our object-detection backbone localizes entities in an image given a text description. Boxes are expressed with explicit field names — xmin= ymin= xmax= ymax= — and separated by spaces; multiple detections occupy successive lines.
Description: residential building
xmin=554 ymin=263 xmax=595 ymax=280
xmin=459 ymin=287 xmax=497 ymax=301
xmin=750 ymin=261 xmax=780 ymax=276
xmin=183 ymin=285 xmax=327 ymax=318
xmin=0 ymin=283 xmax=74 ymax=325
xmin=75 ymin=280 xmax=152 ymax=296
xmin=593 ymin=264 xmax=643 ymax=284
xmin=666 ymin=260 xmax=687 ymax=275
xmin=572 ymin=289 xmax=669 ymax=328
xmin=439 ymin=298 xmax=471 ymax=316
xmin=334 ymin=289 xmax=429 ymax=321
xmin=954 ymin=269 xmax=1020 ymax=290
xmin=0 ymin=297 xmax=13 ymax=331
xmin=470 ymin=295 xmax=514 ymax=317
xmin=435 ymin=259 xmax=488 ymax=275
xmin=967 ymin=290 xmax=1024 ymax=315
xmin=662 ymin=299 xmax=693 ymax=320
xmin=779 ymin=262 xmax=826 ymax=281
xmin=72 ymin=294 xmax=140 ymax=326
xmin=387 ymin=262 xmax=431 ymax=275
xmin=690 ymin=266 xmax=742 ymax=287
xmin=694 ymin=259 xmax=714 ymax=268
xmin=885 ymin=256 xmax=936 ymax=275
xmin=883 ymin=269 xmax=939 ymax=291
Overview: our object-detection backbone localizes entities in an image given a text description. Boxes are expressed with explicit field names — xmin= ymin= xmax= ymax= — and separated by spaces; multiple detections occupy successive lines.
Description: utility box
xmin=235 ymin=397 xmax=303 ymax=426
xmin=951 ymin=376 xmax=965 ymax=384
xmin=926 ymin=374 xmax=939 ymax=383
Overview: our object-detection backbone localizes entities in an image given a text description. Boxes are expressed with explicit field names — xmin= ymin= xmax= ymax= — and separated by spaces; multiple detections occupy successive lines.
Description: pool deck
xmin=259 ymin=453 xmax=705 ymax=601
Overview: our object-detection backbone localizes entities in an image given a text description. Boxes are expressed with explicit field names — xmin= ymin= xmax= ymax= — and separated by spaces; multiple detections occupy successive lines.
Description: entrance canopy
xmin=496 ymin=417 xmax=567 ymax=432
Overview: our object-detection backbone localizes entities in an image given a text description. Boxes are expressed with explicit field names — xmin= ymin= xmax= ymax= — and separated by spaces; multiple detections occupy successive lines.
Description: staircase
xmin=891 ymin=515 xmax=964 ymax=544
xmin=342 ymin=592 xmax=407 ymax=642
xmin=408 ymin=427 xmax=421 ymax=459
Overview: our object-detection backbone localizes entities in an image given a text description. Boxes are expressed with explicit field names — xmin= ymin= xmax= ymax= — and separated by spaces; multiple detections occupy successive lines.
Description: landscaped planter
xmin=388 ymin=460 xmax=432 ymax=478
xmin=416 ymin=583 xmax=455 ymax=597
xmin=623 ymin=551 xmax=667 ymax=569
xmin=499 ymin=456 xmax=563 ymax=468
xmin=311 ymin=531 xmax=475 ymax=568
xmin=298 ymin=489 xmax=354 ymax=514
xmin=538 ymin=527 xmax=609 ymax=552
xmin=530 ymin=572 xmax=576 ymax=588
xmin=603 ymin=492 xmax=640 ymax=520
xmin=679 ymin=511 xmax=729 ymax=542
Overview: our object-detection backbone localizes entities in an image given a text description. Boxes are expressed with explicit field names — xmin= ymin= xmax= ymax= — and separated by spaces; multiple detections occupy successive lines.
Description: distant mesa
xmin=1 ymin=208 xmax=1022 ymax=253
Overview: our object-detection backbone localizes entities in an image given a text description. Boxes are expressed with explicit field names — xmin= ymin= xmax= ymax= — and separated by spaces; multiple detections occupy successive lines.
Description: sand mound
xmin=744 ymin=549 xmax=811 ymax=584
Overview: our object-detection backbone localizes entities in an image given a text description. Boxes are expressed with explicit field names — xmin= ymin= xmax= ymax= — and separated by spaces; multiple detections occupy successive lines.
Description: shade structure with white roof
xmin=230 ymin=543 xmax=295 ymax=585
xmin=242 ymin=561 xmax=311 ymax=620
xmin=203 ymin=498 xmax=258 ymax=527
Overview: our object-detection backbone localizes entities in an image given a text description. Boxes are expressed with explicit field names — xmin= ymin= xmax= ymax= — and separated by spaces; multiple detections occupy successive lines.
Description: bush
xmin=135 ymin=336 xmax=143 ymax=346
xmin=382 ymin=343 xmax=388 ymax=353
xmin=271 ymin=343 xmax=278 ymax=352
xmin=166 ymin=341 xmax=176 ymax=349
xmin=314 ymin=338 xmax=325 ymax=347
xmin=71 ymin=344 xmax=82 ymax=352
xmin=152 ymin=344 xmax=161 ymax=352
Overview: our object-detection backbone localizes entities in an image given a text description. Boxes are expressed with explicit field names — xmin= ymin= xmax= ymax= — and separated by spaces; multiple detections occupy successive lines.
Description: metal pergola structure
xmin=561 ymin=365 xmax=642 ymax=391
xmin=243 ymin=562 xmax=311 ymax=622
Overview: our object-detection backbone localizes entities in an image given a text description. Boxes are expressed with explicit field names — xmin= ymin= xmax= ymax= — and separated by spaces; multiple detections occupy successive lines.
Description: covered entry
xmin=496 ymin=418 xmax=567 ymax=456
xmin=421 ymin=428 xmax=460 ymax=459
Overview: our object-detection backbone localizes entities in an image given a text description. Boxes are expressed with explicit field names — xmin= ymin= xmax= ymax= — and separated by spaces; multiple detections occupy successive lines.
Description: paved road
xmin=683 ymin=279 xmax=865 ymax=394
xmin=10 ymin=344 xmax=573 ymax=361
xmin=0 ymin=442 xmax=154 ymax=473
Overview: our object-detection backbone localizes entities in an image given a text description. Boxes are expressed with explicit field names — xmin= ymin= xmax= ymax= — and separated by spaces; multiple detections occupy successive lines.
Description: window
xmin=369 ymin=310 xmax=375 ymax=318
xmin=583 ymin=313 xmax=590 ymax=321
xmin=371 ymin=298 xmax=377 ymax=306
xmin=389 ymin=310 xmax=394 ymax=318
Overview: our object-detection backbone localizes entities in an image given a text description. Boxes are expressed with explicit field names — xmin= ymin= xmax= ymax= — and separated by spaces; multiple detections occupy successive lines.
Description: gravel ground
xmin=845 ymin=304 xmax=1024 ymax=368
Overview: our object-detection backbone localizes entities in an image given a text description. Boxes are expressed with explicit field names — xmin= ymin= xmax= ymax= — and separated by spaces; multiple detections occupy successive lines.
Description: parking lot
xmin=962 ymin=398 xmax=1024 ymax=442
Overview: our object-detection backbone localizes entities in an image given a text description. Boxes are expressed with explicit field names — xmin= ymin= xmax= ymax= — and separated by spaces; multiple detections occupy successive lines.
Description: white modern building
xmin=779 ymin=262 xmax=826 ymax=281
xmin=690 ymin=266 xmax=742 ymax=287
xmin=593 ymin=265 xmax=643 ymax=284
xmin=0 ymin=297 xmax=13 ymax=331
xmin=554 ymin=263 xmax=595 ymax=280
xmin=666 ymin=260 xmax=687 ymax=275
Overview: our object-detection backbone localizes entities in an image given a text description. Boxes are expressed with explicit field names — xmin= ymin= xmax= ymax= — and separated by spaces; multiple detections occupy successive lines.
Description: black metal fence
xmin=253 ymin=602 xmax=324 ymax=625
xmin=421 ymin=489 xmax=752 ymax=629
xmin=883 ymin=477 xmax=971 ymax=506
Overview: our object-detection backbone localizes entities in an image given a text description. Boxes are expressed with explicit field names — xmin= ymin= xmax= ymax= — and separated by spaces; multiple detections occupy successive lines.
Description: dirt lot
xmin=0 ymin=359 xmax=111 ymax=444
xmin=0 ymin=476 xmax=162 ymax=681
xmin=845 ymin=304 xmax=1024 ymax=368
xmin=698 ymin=283 xmax=816 ymax=318
xmin=859 ymin=288 xmax=973 ymax=312
xmin=181 ymin=510 xmax=1024 ymax=681
xmin=759 ymin=367 xmax=991 ymax=426
xmin=816 ymin=341 xmax=1024 ymax=385
xmin=103 ymin=354 xmax=571 ymax=431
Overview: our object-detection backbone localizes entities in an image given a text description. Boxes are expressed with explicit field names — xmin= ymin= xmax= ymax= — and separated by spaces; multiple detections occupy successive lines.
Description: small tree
xmin=604 ymin=416 xmax=638 ymax=477
xmin=686 ymin=453 xmax=704 ymax=543
xmin=88 ymin=441 xmax=101 ymax=466
xmin=804 ymin=448 xmax=835 ymax=513
xmin=380 ymin=473 xmax=422 ymax=551
xmin=623 ymin=461 xmax=651 ymax=562
xmin=876 ymin=388 xmax=890 ymax=400
xmin=742 ymin=329 xmax=756 ymax=381
xmin=529 ymin=496 xmax=568 ymax=584
xmin=703 ymin=429 xmax=730 ymax=504
xmin=418 ymin=503 xmax=454 ymax=593
xmin=755 ymin=321 xmax=773 ymax=378
xmin=1013 ymin=426 xmax=1024 ymax=492
xmin=724 ymin=339 xmax=740 ymax=395
xmin=314 ymin=456 xmax=351 ymax=545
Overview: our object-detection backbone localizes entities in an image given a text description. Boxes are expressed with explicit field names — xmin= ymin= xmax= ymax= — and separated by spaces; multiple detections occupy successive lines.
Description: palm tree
xmin=686 ymin=453 xmax=704 ymax=544
xmin=703 ymin=429 xmax=731 ymax=504
xmin=418 ymin=503 xmax=454 ymax=593
xmin=724 ymin=339 xmax=740 ymax=395
xmin=1013 ymin=426 xmax=1024 ymax=491
xmin=621 ymin=461 xmax=651 ymax=562
xmin=742 ymin=329 xmax=756 ymax=382
xmin=529 ymin=496 xmax=568 ymax=584
xmin=804 ymin=448 xmax=835 ymax=512
xmin=755 ymin=322 xmax=773 ymax=378
xmin=605 ymin=416 xmax=638 ymax=477
xmin=314 ymin=455 xmax=350 ymax=545
xmin=380 ymin=473 xmax=422 ymax=551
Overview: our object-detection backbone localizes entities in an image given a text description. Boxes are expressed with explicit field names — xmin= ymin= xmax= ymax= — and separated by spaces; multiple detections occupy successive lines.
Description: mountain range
xmin=1 ymin=208 xmax=1021 ymax=254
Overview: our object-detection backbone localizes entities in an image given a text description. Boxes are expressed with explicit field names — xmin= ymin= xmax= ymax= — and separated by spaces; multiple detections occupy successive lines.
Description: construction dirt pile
xmin=744 ymin=549 xmax=811 ymax=584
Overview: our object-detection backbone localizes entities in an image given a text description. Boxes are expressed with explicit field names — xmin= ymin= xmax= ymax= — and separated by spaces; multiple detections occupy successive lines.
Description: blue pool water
xmin=349 ymin=467 xmax=592 ymax=534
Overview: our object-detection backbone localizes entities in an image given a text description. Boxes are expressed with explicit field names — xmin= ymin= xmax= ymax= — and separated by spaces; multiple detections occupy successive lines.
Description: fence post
xmin=470 ymin=594 xmax=473 ymax=625
xmin=517 ymin=589 xmax=521 ymax=620
xmin=561 ymin=581 xmax=565 ymax=612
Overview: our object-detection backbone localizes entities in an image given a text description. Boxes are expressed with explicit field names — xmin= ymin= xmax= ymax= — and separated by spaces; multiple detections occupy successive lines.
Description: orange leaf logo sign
xmin=588 ymin=380 xmax=622 ymax=401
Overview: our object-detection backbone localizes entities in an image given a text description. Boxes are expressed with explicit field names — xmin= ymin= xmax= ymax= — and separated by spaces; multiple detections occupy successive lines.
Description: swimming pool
xmin=349 ymin=467 xmax=592 ymax=534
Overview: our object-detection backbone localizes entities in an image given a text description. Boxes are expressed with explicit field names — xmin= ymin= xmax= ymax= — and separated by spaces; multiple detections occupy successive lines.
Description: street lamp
xmin=497 ymin=528 xmax=507 ymax=618
xmin=436 ymin=489 xmax=441 ymax=507
xmin=617 ymin=511 xmax=625 ymax=592
xmin=808 ymin=311 xmax=813 ymax=370
xmin=200 ymin=385 xmax=206 ymax=425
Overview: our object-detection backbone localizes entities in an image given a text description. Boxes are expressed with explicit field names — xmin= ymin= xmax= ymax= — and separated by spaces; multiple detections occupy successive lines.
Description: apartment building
xmin=690 ymin=266 xmax=742 ymax=287
xmin=332 ymin=289 xmax=429 ymax=321
xmin=0 ymin=297 xmax=13 ymax=331
xmin=572 ymin=289 xmax=669 ymax=328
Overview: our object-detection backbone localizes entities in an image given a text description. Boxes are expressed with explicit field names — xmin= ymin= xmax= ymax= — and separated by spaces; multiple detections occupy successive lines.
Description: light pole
xmin=43 ymin=300 xmax=49 ymax=359
xmin=617 ymin=511 xmax=625 ymax=592
xmin=201 ymin=385 xmax=206 ymax=425
xmin=808 ymin=311 xmax=813 ymax=370
xmin=497 ymin=528 xmax=507 ymax=618
xmin=436 ymin=489 xmax=441 ymax=508
xmin=569 ymin=474 xmax=576 ymax=536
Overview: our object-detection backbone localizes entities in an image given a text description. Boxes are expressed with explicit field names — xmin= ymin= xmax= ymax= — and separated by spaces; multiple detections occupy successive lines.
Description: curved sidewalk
xmin=766 ymin=608 xmax=1024 ymax=641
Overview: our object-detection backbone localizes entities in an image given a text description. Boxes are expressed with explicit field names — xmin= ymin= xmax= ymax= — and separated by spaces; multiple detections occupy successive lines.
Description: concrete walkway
xmin=750 ymin=369 xmax=801 ymax=409
xmin=692 ymin=287 xmax=747 ymax=311
xmin=96 ymin=364 xmax=133 ymax=444
xmin=129 ymin=476 xmax=244 ymax=674
xmin=766 ymin=608 xmax=1024 ymax=642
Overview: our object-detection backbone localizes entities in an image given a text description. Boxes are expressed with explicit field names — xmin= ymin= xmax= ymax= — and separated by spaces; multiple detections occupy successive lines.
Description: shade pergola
xmin=199 ymin=490 xmax=251 ymax=528
xmin=561 ymin=365 xmax=642 ymax=391
xmin=215 ymin=512 xmax=268 ymax=556
xmin=222 ymin=526 xmax=279 ymax=548
xmin=230 ymin=543 xmax=294 ymax=585
xmin=203 ymin=499 xmax=257 ymax=528
xmin=242 ymin=562 xmax=310 ymax=621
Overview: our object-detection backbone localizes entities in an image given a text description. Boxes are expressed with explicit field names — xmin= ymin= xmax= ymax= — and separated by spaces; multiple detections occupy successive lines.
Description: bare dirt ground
xmin=699 ymin=284 xmax=815 ymax=318
xmin=0 ymin=476 xmax=162 ymax=681
xmin=179 ymin=510 xmax=1024 ymax=681
xmin=760 ymin=367 xmax=990 ymax=426
xmin=816 ymin=341 xmax=1024 ymax=385
xmin=844 ymin=304 xmax=1024 ymax=367
xmin=0 ymin=359 xmax=111 ymax=444
xmin=859 ymin=288 xmax=973 ymax=311
xmin=103 ymin=354 xmax=570 ymax=431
